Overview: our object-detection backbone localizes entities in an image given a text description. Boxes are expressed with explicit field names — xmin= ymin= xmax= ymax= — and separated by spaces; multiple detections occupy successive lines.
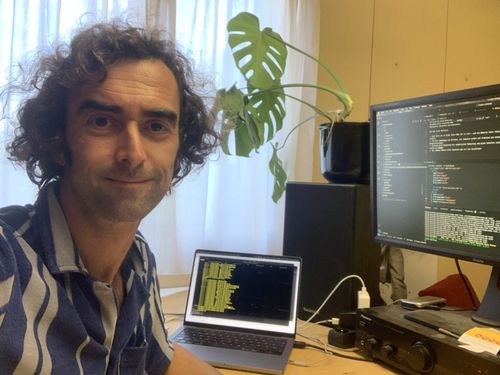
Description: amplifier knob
xmin=366 ymin=337 xmax=380 ymax=352
xmin=408 ymin=341 xmax=434 ymax=373
xmin=381 ymin=344 xmax=396 ymax=358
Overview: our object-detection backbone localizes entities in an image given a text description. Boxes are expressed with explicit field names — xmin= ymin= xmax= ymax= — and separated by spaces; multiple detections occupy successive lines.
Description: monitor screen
xmin=371 ymin=83 xmax=500 ymax=326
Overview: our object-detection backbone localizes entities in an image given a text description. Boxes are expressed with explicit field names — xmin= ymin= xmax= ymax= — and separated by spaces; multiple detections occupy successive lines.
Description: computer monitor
xmin=370 ymin=83 xmax=500 ymax=327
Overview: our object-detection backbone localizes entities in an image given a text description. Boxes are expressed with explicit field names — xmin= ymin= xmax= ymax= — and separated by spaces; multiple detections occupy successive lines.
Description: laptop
xmin=170 ymin=249 xmax=301 ymax=375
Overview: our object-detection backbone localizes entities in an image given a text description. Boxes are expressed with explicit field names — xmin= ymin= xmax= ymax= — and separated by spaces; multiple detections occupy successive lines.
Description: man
xmin=0 ymin=22 xmax=221 ymax=374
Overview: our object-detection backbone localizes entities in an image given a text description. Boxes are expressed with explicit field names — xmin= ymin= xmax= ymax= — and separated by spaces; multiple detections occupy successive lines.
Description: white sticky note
xmin=458 ymin=327 xmax=500 ymax=355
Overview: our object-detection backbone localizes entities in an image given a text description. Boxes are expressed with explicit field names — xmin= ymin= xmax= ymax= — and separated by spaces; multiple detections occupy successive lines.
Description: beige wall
xmin=316 ymin=0 xmax=500 ymax=299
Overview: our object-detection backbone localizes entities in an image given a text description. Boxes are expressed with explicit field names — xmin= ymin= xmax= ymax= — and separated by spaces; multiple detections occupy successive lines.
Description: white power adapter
xmin=357 ymin=286 xmax=370 ymax=308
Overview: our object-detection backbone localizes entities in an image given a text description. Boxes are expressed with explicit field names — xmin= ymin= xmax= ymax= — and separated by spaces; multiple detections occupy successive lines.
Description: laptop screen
xmin=184 ymin=250 xmax=301 ymax=335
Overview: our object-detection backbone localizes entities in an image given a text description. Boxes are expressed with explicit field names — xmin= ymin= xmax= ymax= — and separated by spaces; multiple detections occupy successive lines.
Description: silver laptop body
xmin=170 ymin=249 xmax=301 ymax=375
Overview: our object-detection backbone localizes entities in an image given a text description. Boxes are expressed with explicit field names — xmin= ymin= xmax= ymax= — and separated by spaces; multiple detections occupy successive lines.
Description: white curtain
xmin=0 ymin=0 xmax=320 ymax=275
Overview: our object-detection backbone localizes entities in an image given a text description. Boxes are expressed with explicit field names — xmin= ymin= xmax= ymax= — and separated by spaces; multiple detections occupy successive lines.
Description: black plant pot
xmin=320 ymin=121 xmax=370 ymax=184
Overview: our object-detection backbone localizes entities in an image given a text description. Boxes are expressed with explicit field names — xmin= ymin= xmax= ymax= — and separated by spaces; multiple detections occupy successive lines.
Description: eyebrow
xmin=77 ymin=99 xmax=179 ymax=123
xmin=143 ymin=108 xmax=178 ymax=124
xmin=77 ymin=99 xmax=122 ymax=114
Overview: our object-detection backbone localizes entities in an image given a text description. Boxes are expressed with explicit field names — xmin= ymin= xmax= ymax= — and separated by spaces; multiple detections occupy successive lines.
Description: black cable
xmin=454 ymin=258 xmax=477 ymax=309
xmin=294 ymin=341 xmax=372 ymax=362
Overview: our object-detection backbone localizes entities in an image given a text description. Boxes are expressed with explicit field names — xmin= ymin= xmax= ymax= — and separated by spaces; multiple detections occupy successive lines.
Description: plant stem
xmin=249 ymin=83 xmax=352 ymax=120
xmin=279 ymin=91 xmax=334 ymax=121
xmin=275 ymin=113 xmax=325 ymax=151
xmin=263 ymin=30 xmax=349 ymax=94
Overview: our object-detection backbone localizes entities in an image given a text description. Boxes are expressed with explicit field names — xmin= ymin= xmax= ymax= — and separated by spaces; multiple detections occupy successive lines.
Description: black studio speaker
xmin=283 ymin=182 xmax=381 ymax=322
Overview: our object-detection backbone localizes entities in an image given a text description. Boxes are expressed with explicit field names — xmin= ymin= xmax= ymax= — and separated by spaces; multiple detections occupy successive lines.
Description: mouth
xmin=104 ymin=177 xmax=153 ymax=185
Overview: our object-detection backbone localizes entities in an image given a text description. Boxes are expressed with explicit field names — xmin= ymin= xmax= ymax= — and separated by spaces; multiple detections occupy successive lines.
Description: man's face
xmin=61 ymin=59 xmax=181 ymax=224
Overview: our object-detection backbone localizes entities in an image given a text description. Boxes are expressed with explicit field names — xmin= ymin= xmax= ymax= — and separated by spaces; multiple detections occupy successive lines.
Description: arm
xmin=164 ymin=343 xmax=222 ymax=375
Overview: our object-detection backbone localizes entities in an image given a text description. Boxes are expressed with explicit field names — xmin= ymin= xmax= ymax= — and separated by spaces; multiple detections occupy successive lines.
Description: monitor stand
xmin=471 ymin=266 xmax=500 ymax=327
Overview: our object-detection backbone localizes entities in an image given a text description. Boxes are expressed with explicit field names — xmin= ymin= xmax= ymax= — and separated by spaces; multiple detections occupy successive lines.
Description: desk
xmin=162 ymin=291 xmax=397 ymax=375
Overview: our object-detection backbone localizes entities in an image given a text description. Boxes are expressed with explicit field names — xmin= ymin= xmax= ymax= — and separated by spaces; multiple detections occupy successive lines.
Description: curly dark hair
xmin=5 ymin=21 xmax=218 ymax=188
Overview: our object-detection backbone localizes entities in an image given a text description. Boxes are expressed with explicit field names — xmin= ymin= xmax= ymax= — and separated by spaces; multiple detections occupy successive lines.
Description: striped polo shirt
xmin=0 ymin=182 xmax=174 ymax=374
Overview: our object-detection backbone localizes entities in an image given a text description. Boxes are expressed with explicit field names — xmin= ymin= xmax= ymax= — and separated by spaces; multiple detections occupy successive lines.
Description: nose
xmin=115 ymin=122 xmax=147 ymax=170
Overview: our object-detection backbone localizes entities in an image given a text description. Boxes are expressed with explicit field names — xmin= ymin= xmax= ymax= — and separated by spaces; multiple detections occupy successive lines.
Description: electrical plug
xmin=357 ymin=286 xmax=370 ymax=309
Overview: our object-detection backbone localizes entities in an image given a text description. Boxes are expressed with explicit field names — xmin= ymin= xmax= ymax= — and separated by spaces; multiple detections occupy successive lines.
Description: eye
xmin=89 ymin=115 xmax=112 ymax=128
xmin=145 ymin=120 xmax=176 ymax=135
xmin=149 ymin=122 xmax=169 ymax=132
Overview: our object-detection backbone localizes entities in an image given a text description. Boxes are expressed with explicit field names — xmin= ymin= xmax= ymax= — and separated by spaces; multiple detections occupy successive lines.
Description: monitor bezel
xmin=370 ymin=83 xmax=500 ymax=267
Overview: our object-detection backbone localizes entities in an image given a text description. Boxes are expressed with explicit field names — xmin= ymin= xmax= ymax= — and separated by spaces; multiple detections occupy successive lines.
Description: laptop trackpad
xmin=180 ymin=342 xmax=290 ymax=374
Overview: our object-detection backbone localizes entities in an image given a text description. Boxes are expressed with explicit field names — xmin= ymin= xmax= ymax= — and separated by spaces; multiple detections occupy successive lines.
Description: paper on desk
xmin=458 ymin=327 xmax=500 ymax=355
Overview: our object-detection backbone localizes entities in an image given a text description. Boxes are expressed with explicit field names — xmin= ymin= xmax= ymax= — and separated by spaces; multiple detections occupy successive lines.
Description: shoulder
xmin=0 ymin=219 xmax=18 ymax=274
xmin=0 ymin=204 xmax=35 ymax=234
xmin=0 ymin=204 xmax=39 ymax=291
xmin=0 ymin=211 xmax=30 ymax=271
xmin=0 ymin=204 xmax=45 ymax=311
xmin=0 ymin=220 xmax=20 ymax=329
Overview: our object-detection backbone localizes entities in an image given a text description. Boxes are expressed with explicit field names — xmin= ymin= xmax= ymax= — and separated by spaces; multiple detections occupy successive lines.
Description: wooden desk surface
xmin=162 ymin=290 xmax=398 ymax=375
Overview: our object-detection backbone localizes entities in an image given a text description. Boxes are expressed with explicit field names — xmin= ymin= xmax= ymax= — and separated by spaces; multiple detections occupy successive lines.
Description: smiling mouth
xmin=105 ymin=177 xmax=152 ymax=184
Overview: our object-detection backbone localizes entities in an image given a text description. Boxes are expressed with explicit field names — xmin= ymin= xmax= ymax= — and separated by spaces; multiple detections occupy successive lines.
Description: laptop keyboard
xmin=173 ymin=327 xmax=287 ymax=355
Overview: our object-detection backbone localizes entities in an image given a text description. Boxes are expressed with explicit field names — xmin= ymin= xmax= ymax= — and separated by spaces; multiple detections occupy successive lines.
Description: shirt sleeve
xmin=0 ymin=223 xmax=17 ymax=325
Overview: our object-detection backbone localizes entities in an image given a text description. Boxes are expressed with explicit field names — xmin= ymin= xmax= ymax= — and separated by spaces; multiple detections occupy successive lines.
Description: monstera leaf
xmin=234 ymin=113 xmax=261 ymax=156
xmin=269 ymin=144 xmax=287 ymax=203
xmin=217 ymin=85 xmax=267 ymax=156
xmin=245 ymin=84 xmax=286 ymax=143
xmin=216 ymin=86 xmax=244 ymax=155
xmin=227 ymin=12 xmax=287 ymax=89
xmin=221 ymin=12 xmax=289 ymax=160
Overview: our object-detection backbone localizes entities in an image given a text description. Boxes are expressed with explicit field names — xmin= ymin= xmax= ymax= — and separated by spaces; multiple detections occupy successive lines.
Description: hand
xmin=164 ymin=343 xmax=222 ymax=375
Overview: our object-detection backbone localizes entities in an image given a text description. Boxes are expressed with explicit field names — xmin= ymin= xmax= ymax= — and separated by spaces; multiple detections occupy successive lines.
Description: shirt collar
xmin=45 ymin=182 xmax=87 ymax=273
xmin=40 ymin=181 xmax=148 ymax=279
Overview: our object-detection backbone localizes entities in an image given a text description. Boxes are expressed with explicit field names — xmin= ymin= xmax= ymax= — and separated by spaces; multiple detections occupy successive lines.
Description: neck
xmin=58 ymin=192 xmax=140 ymax=284
xmin=74 ymin=222 xmax=138 ymax=283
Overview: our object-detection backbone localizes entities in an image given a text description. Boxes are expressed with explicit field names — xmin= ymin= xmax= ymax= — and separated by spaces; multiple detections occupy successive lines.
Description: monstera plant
xmin=214 ymin=12 xmax=353 ymax=202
